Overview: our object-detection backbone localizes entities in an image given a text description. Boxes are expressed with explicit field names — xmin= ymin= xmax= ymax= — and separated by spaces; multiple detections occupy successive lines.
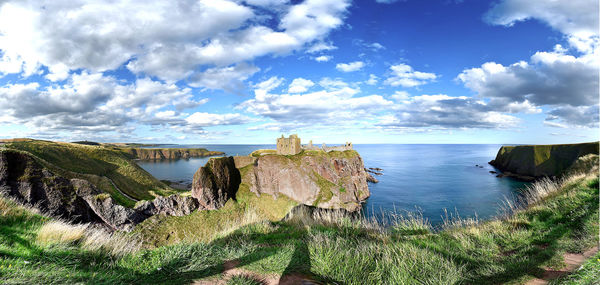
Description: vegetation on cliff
xmin=490 ymin=142 xmax=599 ymax=179
xmin=2 ymin=139 xmax=178 ymax=206
xmin=1 ymin=158 xmax=597 ymax=284
xmin=121 ymin=147 xmax=223 ymax=160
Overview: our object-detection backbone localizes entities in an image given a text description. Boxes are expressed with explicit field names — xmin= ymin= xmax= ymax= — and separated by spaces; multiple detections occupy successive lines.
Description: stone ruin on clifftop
xmin=276 ymin=134 xmax=353 ymax=155
xmin=276 ymin=134 xmax=302 ymax=155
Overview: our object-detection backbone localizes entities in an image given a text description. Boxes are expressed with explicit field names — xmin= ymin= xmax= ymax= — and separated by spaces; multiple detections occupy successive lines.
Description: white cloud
xmin=365 ymin=74 xmax=378 ymax=85
xmin=288 ymin=78 xmax=315 ymax=93
xmin=318 ymin=77 xmax=349 ymax=90
xmin=307 ymin=42 xmax=338 ymax=53
xmin=314 ymin=55 xmax=332 ymax=62
xmin=0 ymin=0 xmax=350 ymax=90
xmin=254 ymin=76 xmax=285 ymax=97
xmin=0 ymin=72 xmax=238 ymax=135
xmin=484 ymin=0 xmax=598 ymax=38
xmin=185 ymin=112 xmax=251 ymax=127
xmin=459 ymin=0 xmax=600 ymax=128
xmin=384 ymin=63 xmax=437 ymax=87
xmin=336 ymin=61 xmax=365 ymax=72
xmin=390 ymin=91 xmax=409 ymax=101
xmin=378 ymin=94 xmax=521 ymax=129
xmin=239 ymin=79 xmax=393 ymax=128
xmin=545 ymin=105 xmax=599 ymax=128
xmin=189 ymin=63 xmax=260 ymax=92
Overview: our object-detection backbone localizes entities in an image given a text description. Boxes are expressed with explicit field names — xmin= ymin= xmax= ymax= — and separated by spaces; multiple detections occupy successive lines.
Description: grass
xmin=226 ymin=274 xmax=263 ymax=285
xmin=4 ymin=139 xmax=178 ymax=205
xmin=0 ymin=167 xmax=598 ymax=284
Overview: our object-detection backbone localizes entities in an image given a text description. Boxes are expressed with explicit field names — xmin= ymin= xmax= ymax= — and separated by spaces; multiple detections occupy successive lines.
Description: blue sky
xmin=0 ymin=0 xmax=598 ymax=144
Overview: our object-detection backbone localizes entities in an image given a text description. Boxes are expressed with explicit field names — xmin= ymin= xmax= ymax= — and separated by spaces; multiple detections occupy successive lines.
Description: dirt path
xmin=105 ymin=176 xmax=139 ymax=202
xmin=526 ymin=246 xmax=598 ymax=285
xmin=192 ymin=260 xmax=319 ymax=285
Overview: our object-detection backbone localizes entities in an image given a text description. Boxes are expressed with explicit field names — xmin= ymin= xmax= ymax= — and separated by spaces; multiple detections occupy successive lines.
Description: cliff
xmin=489 ymin=142 xmax=599 ymax=180
xmin=3 ymin=139 xmax=176 ymax=205
xmin=0 ymin=149 xmax=200 ymax=231
xmin=191 ymin=156 xmax=240 ymax=209
xmin=121 ymin=148 xmax=224 ymax=160
xmin=192 ymin=150 xmax=370 ymax=212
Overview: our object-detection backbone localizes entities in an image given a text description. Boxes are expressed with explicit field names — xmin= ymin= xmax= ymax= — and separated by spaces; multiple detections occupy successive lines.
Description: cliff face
xmin=191 ymin=156 xmax=240 ymax=209
xmin=489 ymin=142 xmax=599 ymax=179
xmin=0 ymin=149 xmax=200 ymax=231
xmin=122 ymin=148 xmax=224 ymax=160
xmin=240 ymin=151 xmax=370 ymax=211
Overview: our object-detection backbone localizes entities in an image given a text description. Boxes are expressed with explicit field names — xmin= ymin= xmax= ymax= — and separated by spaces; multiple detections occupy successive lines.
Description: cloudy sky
xmin=0 ymin=0 xmax=598 ymax=144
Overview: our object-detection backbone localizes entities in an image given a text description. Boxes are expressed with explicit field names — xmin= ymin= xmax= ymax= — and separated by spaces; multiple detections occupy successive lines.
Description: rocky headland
xmin=0 ymin=149 xmax=201 ymax=231
xmin=1 ymin=139 xmax=372 ymax=234
xmin=121 ymin=147 xmax=224 ymax=160
xmin=489 ymin=142 xmax=599 ymax=181
xmin=192 ymin=150 xmax=371 ymax=212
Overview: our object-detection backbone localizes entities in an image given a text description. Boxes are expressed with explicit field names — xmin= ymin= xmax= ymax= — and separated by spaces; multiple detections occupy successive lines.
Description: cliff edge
xmin=489 ymin=142 xmax=599 ymax=180
xmin=121 ymin=148 xmax=224 ymax=160
xmin=192 ymin=150 xmax=370 ymax=212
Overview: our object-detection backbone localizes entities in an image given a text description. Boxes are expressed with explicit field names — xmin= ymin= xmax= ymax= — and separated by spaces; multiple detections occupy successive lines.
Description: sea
xmin=136 ymin=144 xmax=529 ymax=226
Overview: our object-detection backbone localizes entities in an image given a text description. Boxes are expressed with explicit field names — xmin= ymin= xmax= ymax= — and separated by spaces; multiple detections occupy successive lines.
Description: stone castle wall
xmin=304 ymin=142 xmax=353 ymax=153
xmin=276 ymin=134 xmax=301 ymax=155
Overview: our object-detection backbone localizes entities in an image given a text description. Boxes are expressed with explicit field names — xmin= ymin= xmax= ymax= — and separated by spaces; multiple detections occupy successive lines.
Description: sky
xmin=0 ymin=0 xmax=598 ymax=144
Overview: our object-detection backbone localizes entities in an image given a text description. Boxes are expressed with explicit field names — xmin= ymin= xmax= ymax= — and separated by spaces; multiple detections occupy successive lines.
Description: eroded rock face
xmin=135 ymin=195 xmax=201 ymax=216
xmin=242 ymin=151 xmax=370 ymax=211
xmin=0 ymin=149 xmax=201 ymax=231
xmin=191 ymin=156 xmax=241 ymax=209
xmin=0 ymin=150 xmax=103 ymax=224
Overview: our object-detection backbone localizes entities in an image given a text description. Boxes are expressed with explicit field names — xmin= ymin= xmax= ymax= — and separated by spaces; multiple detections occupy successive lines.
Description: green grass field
xmin=0 ymin=167 xmax=597 ymax=284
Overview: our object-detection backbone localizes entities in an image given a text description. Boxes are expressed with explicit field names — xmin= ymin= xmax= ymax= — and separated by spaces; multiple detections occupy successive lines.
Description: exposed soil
xmin=525 ymin=246 xmax=598 ymax=285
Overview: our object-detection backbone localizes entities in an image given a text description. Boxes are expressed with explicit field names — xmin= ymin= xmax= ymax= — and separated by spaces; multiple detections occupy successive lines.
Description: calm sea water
xmin=136 ymin=144 xmax=528 ymax=225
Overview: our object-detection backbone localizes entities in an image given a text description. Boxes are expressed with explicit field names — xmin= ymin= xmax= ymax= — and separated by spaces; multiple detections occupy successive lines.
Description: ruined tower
xmin=276 ymin=134 xmax=301 ymax=155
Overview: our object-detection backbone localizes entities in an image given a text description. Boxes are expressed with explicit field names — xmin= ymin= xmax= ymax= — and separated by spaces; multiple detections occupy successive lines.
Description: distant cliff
xmin=122 ymin=148 xmax=224 ymax=160
xmin=192 ymin=150 xmax=370 ymax=212
xmin=489 ymin=142 xmax=599 ymax=180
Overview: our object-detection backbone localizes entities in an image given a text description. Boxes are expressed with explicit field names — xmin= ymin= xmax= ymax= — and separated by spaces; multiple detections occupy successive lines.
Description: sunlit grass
xmin=0 ymin=166 xmax=598 ymax=284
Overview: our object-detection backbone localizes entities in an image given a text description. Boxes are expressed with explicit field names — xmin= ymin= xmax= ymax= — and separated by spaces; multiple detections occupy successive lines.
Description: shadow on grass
xmin=407 ymin=183 xmax=598 ymax=284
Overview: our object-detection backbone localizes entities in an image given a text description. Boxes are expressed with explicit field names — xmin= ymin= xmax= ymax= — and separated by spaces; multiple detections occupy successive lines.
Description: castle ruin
xmin=276 ymin=134 xmax=353 ymax=154
xmin=276 ymin=134 xmax=301 ymax=155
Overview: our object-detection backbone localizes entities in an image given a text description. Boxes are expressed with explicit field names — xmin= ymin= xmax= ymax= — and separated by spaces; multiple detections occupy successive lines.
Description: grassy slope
xmin=3 ymin=139 xmax=177 ymax=205
xmin=0 ymin=170 xmax=597 ymax=284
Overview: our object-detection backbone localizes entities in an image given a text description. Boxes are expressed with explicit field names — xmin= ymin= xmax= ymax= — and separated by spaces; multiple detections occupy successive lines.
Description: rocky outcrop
xmin=0 ymin=149 xmax=201 ymax=231
xmin=241 ymin=151 xmax=370 ymax=211
xmin=191 ymin=156 xmax=241 ymax=209
xmin=135 ymin=195 xmax=201 ymax=216
xmin=0 ymin=150 xmax=103 ymax=224
xmin=122 ymin=148 xmax=224 ymax=160
xmin=489 ymin=142 xmax=599 ymax=180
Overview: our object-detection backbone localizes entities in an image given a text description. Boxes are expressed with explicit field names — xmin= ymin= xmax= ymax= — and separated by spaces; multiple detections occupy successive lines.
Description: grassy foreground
xmin=0 ymin=167 xmax=598 ymax=284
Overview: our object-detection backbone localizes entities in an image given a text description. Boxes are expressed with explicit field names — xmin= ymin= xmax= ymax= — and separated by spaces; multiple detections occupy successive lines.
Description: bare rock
xmin=135 ymin=195 xmax=201 ymax=216
xmin=191 ymin=156 xmax=241 ymax=209
xmin=241 ymin=151 xmax=370 ymax=211
xmin=366 ymin=173 xmax=379 ymax=183
xmin=0 ymin=150 xmax=103 ymax=224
